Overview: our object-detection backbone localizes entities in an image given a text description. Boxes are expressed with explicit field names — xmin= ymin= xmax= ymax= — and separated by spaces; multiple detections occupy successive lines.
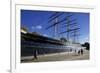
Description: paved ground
xmin=21 ymin=50 xmax=89 ymax=63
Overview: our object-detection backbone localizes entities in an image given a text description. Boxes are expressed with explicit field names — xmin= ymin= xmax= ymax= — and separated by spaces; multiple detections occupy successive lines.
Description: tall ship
xmin=21 ymin=27 xmax=85 ymax=59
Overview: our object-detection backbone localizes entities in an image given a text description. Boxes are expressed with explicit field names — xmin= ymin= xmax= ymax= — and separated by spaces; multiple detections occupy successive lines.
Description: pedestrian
xmin=78 ymin=50 xmax=80 ymax=55
xmin=33 ymin=49 xmax=38 ymax=60
xmin=81 ymin=49 xmax=83 ymax=55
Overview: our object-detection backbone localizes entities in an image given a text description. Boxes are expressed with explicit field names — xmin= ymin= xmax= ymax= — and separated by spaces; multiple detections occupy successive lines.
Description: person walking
xmin=78 ymin=50 xmax=80 ymax=55
xmin=80 ymin=49 xmax=83 ymax=55
xmin=33 ymin=49 xmax=38 ymax=60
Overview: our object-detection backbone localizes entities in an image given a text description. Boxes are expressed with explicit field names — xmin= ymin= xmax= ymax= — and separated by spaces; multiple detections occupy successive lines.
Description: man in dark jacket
xmin=33 ymin=49 xmax=38 ymax=59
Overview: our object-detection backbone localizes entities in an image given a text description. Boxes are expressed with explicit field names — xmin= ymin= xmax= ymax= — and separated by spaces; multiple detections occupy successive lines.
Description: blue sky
xmin=21 ymin=10 xmax=89 ymax=44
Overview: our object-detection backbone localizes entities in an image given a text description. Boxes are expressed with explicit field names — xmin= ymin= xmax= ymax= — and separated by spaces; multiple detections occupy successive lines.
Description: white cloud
xmin=36 ymin=25 xmax=42 ymax=29
xmin=43 ymin=34 xmax=48 ymax=37
xmin=31 ymin=25 xmax=42 ymax=31
xmin=80 ymin=35 xmax=89 ymax=44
